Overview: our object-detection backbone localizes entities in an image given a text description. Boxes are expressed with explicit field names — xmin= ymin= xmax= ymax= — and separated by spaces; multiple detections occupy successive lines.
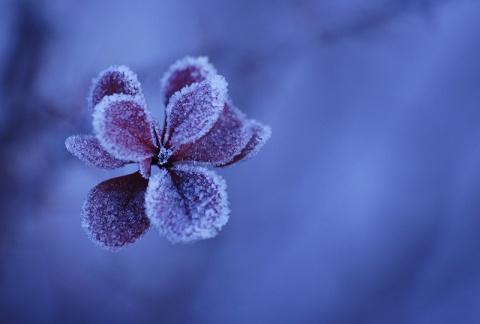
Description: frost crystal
xmin=173 ymin=103 xmax=249 ymax=166
xmin=65 ymin=135 xmax=127 ymax=169
xmin=222 ymin=119 xmax=272 ymax=166
xmin=163 ymin=75 xmax=228 ymax=149
xmin=93 ymin=94 xmax=157 ymax=161
xmin=157 ymin=147 xmax=173 ymax=166
xmin=145 ymin=165 xmax=229 ymax=244
xmin=81 ymin=172 xmax=150 ymax=251
xmin=89 ymin=65 xmax=144 ymax=111
xmin=66 ymin=56 xmax=271 ymax=250
xmin=160 ymin=56 xmax=217 ymax=105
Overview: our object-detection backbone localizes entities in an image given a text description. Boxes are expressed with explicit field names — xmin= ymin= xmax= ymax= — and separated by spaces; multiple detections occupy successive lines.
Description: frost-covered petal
xmin=81 ymin=172 xmax=150 ymax=251
xmin=93 ymin=94 xmax=157 ymax=161
xmin=145 ymin=165 xmax=229 ymax=244
xmin=89 ymin=65 xmax=144 ymax=112
xmin=65 ymin=135 xmax=128 ymax=169
xmin=172 ymin=103 xmax=250 ymax=166
xmin=139 ymin=157 xmax=152 ymax=179
xmin=160 ymin=56 xmax=217 ymax=105
xmin=163 ymin=75 xmax=227 ymax=150
xmin=221 ymin=120 xmax=272 ymax=166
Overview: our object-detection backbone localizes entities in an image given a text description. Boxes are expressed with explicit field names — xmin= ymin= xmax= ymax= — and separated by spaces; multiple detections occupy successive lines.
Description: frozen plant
xmin=65 ymin=56 xmax=271 ymax=250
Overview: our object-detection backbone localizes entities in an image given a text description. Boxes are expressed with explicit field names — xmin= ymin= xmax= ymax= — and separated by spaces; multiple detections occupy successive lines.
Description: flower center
xmin=157 ymin=147 xmax=173 ymax=166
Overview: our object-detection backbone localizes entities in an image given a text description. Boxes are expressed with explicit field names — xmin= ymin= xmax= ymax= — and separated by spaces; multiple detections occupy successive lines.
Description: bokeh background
xmin=1 ymin=0 xmax=480 ymax=322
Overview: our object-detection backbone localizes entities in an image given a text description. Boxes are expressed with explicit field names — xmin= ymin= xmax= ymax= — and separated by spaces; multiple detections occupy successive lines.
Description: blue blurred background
xmin=1 ymin=0 xmax=480 ymax=322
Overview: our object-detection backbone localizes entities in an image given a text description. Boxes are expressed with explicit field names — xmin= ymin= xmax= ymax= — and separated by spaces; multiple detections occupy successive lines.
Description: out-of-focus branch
xmin=0 ymin=1 xmax=53 ymax=229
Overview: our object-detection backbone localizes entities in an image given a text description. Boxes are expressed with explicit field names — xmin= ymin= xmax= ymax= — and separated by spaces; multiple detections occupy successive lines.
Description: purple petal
xmin=145 ymin=165 xmax=229 ymax=244
xmin=65 ymin=135 xmax=128 ymax=169
xmin=221 ymin=120 xmax=272 ymax=166
xmin=89 ymin=65 xmax=144 ymax=112
xmin=81 ymin=172 xmax=150 ymax=251
xmin=160 ymin=56 xmax=217 ymax=105
xmin=171 ymin=103 xmax=250 ymax=166
xmin=93 ymin=94 xmax=158 ymax=161
xmin=162 ymin=75 xmax=227 ymax=150
xmin=139 ymin=157 xmax=152 ymax=179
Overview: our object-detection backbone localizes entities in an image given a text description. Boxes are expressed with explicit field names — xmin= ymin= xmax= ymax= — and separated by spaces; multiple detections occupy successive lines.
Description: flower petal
xmin=89 ymin=65 xmax=144 ymax=112
xmin=171 ymin=103 xmax=250 ymax=166
xmin=93 ymin=94 xmax=158 ymax=161
xmin=162 ymin=75 xmax=227 ymax=150
xmin=221 ymin=120 xmax=272 ymax=166
xmin=81 ymin=172 xmax=150 ymax=251
xmin=138 ymin=157 xmax=152 ymax=179
xmin=65 ymin=135 xmax=128 ymax=169
xmin=145 ymin=165 xmax=229 ymax=244
xmin=160 ymin=56 xmax=217 ymax=105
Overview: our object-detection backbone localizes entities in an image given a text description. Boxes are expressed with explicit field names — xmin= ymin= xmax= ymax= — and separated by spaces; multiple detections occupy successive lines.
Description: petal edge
xmin=221 ymin=120 xmax=272 ymax=166
xmin=171 ymin=103 xmax=250 ymax=166
xmin=81 ymin=172 xmax=150 ymax=251
xmin=65 ymin=135 xmax=128 ymax=169
xmin=163 ymin=75 xmax=227 ymax=150
xmin=89 ymin=65 xmax=144 ymax=112
xmin=93 ymin=94 xmax=158 ymax=161
xmin=145 ymin=165 xmax=229 ymax=244
xmin=160 ymin=56 xmax=217 ymax=105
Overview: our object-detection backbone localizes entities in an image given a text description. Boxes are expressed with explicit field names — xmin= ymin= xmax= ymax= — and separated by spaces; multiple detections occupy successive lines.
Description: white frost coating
xmin=139 ymin=157 xmax=152 ymax=179
xmin=163 ymin=75 xmax=228 ymax=149
xmin=158 ymin=147 xmax=173 ymax=165
xmin=81 ymin=172 xmax=150 ymax=251
xmin=160 ymin=56 xmax=217 ymax=102
xmin=88 ymin=65 xmax=145 ymax=111
xmin=178 ymin=103 xmax=251 ymax=166
xmin=236 ymin=120 xmax=272 ymax=162
xmin=93 ymin=94 xmax=157 ymax=162
xmin=145 ymin=165 xmax=230 ymax=244
xmin=65 ymin=134 xmax=128 ymax=169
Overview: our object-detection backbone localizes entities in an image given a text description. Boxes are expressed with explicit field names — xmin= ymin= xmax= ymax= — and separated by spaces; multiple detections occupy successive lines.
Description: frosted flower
xmin=65 ymin=57 xmax=271 ymax=250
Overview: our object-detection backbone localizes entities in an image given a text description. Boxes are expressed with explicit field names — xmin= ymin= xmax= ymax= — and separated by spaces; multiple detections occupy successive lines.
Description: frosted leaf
xmin=89 ymin=65 xmax=144 ymax=111
xmin=81 ymin=172 xmax=150 ymax=251
xmin=172 ymin=103 xmax=250 ymax=166
xmin=222 ymin=120 xmax=272 ymax=166
xmin=145 ymin=165 xmax=229 ymax=244
xmin=163 ymin=75 xmax=227 ymax=149
xmin=67 ymin=59 xmax=272 ymax=251
xmin=139 ymin=157 xmax=152 ymax=179
xmin=65 ymin=134 xmax=128 ymax=169
xmin=93 ymin=94 xmax=157 ymax=162
xmin=160 ymin=56 xmax=217 ymax=105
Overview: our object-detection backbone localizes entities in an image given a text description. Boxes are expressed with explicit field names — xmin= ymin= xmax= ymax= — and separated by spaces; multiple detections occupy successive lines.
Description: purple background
xmin=1 ymin=0 xmax=480 ymax=322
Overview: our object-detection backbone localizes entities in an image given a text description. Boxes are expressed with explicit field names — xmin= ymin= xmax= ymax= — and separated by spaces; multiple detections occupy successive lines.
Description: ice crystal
xmin=82 ymin=172 xmax=150 ymax=251
xmin=65 ymin=135 xmax=127 ymax=169
xmin=160 ymin=56 xmax=217 ymax=105
xmin=163 ymin=75 xmax=227 ymax=149
xmin=66 ymin=56 xmax=271 ymax=250
xmin=92 ymin=94 xmax=157 ymax=162
xmin=89 ymin=65 xmax=144 ymax=111
xmin=145 ymin=165 xmax=229 ymax=244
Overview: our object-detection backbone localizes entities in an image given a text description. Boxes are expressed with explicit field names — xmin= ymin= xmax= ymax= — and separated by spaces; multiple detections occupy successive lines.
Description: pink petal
xmin=160 ymin=56 xmax=217 ymax=105
xmin=89 ymin=65 xmax=144 ymax=112
xmin=163 ymin=75 xmax=227 ymax=150
xmin=81 ymin=172 xmax=150 ymax=251
xmin=221 ymin=120 xmax=272 ymax=166
xmin=93 ymin=94 xmax=158 ymax=161
xmin=171 ymin=103 xmax=250 ymax=166
xmin=65 ymin=135 xmax=128 ymax=169
xmin=145 ymin=165 xmax=229 ymax=244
